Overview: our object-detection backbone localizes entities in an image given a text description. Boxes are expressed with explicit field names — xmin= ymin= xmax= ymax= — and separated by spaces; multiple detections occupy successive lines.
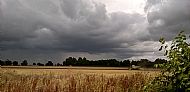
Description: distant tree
xmin=37 ymin=63 xmax=44 ymax=66
xmin=45 ymin=61 xmax=53 ymax=66
xmin=78 ymin=57 xmax=83 ymax=62
xmin=108 ymin=59 xmax=120 ymax=67
xmin=61 ymin=57 xmax=163 ymax=67
xmin=64 ymin=57 xmax=77 ymax=66
xmin=137 ymin=59 xmax=150 ymax=67
xmin=13 ymin=61 xmax=18 ymax=66
xmin=122 ymin=60 xmax=131 ymax=67
xmin=82 ymin=57 xmax=87 ymax=62
xmin=62 ymin=61 xmax=66 ymax=66
xmin=64 ymin=57 xmax=73 ymax=65
xmin=154 ymin=58 xmax=167 ymax=64
xmin=72 ymin=57 xmax=77 ymax=65
xmin=33 ymin=63 xmax=36 ymax=66
xmin=131 ymin=61 xmax=137 ymax=66
xmin=82 ymin=57 xmax=89 ymax=66
xmin=21 ymin=60 xmax=28 ymax=66
xmin=56 ymin=63 xmax=62 ymax=66
xmin=5 ymin=59 xmax=12 ymax=66
xmin=0 ymin=60 xmax=5 ymax=66
xmin=77 ymin=57 xmax=83 ymax=66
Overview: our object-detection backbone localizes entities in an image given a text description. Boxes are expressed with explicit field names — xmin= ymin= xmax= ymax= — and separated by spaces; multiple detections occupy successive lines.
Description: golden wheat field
xmin=0 ymin=66 xmax=159 ymax=92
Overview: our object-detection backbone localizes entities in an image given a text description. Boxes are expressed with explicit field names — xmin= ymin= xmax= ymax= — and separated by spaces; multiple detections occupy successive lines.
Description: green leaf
xmin=159 ymin=46 xmax=163 ymax=51
xmin=159 ymin=37 xmax=165 ymax=44
xmin=164 ymin=50 xmax=168 ymax=56
xmin=146 ymin=31 xmax=190 ymax=91
xmin=187 ymin=88 xmax=190 ymax=91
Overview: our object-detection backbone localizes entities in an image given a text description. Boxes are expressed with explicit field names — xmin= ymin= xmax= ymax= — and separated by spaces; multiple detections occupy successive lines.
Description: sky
xmin=0 ymin=0 xmax=190 ymax=63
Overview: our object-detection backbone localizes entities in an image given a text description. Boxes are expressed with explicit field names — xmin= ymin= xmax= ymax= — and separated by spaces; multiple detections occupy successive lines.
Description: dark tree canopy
xmin=21 ymin=60 xmax=28 ymax=66
xmin=122 ymin=60 xmax=131 ymax=67
xmin=33 ymin=63 xmax=36 ymax=66
xmin=37 ymin=63 xmax=44 ymax=66
xmin=13 ymin=61 xmax=18 ymax=66
xmin=0 ymin=60 xmax=5 ymax=66
xmin=5 ymin=59 xmax=12 ymax=66
xmin=154 ymin=58 xmax=167 ymax=64
xmin=0 ymin=57 xmax=167 ymax=67
xmin=62 ymin=57 xmax=166 ymax=67
xmin=45 ymin=61 xmax=54 ymax=66
xmin=56 ymin=63 xmax=62 ymax=66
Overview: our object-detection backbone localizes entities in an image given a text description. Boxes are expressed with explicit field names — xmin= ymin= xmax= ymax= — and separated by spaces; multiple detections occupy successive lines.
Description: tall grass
xmin=0 ymin=69 xmax=154 ymax=92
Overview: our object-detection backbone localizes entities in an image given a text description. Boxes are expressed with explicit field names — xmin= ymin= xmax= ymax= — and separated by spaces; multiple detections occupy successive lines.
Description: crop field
xmin=0 ymin=66 xmax=159 ymax=92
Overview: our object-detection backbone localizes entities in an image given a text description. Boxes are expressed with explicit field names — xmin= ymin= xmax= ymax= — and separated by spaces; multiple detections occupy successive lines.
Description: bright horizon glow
xmin=94 ymin=0 xmax=146 ymax=14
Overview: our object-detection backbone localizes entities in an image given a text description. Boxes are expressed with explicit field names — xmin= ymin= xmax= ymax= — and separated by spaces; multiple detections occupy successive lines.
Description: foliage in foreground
xmin=0 ymin=70 xmax=153 ymax=92
xmin=145 ymin=31 xmax=190 ymax=92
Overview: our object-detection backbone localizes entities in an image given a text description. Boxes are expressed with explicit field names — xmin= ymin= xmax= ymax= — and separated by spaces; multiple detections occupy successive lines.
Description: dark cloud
xmin=1 ymin=0 xmax=189 ymax=63
xmin=146 ymin=0 xmax=190 ymax=41
xmin=0 ymin=0 xmax=149 ymax=62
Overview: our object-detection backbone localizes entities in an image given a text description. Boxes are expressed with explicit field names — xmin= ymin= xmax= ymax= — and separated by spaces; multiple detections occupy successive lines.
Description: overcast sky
xmin=0 ymin=0 xmax=190 ymax=63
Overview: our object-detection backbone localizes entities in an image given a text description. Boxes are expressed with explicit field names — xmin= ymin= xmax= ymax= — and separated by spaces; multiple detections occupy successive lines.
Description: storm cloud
xmin=146 ymin=0 xmax=190 ymax=40
xmin=0 ymin=0 xmax=189 ymax=63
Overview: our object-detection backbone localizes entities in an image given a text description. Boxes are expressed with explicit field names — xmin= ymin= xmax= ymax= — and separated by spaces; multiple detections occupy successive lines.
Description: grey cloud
xmin=110 ymin=41 xmax=163 ymax=61
xmin=144 ymin=0 xmax=161 ymax=12
xmin=146 ymin=0 xmax=190 ymax=41
xmin=0 ymin=0 xmax=148 ymax=62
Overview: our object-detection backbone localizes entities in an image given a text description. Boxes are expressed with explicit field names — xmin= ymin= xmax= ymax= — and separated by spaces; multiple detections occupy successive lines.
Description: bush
xmin=145 ymin=31 xmax=190 ymax=91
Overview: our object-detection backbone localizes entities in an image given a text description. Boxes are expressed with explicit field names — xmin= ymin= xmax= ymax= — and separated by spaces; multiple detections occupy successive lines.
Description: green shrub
xmin=145 ymin=31 xmax=190 ymax=92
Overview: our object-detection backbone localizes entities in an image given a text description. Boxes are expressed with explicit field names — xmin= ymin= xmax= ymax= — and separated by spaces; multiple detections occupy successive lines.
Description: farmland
xmin=0 ymin=66 xmax=159 ymax=92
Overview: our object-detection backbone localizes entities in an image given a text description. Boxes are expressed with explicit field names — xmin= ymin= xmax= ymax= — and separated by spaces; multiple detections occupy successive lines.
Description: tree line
xmin=0 ymin=57 xmax=167 ymax=68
